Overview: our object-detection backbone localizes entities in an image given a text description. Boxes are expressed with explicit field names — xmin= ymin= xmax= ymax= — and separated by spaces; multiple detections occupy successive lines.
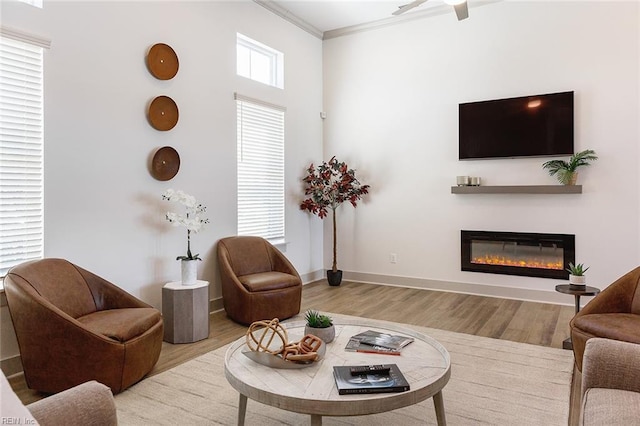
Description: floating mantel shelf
xmin=451 ymin=185 xmax=582 ymax=194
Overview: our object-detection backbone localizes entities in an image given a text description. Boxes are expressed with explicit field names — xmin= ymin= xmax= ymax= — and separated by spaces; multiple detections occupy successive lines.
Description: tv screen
xmin=458 ymin=91 xmax=574 ymax=160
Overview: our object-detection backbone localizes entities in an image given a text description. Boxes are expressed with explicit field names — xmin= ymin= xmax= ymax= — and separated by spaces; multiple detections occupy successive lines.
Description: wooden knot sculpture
xmin=246 ymin=318 xmax=289 ymax=355
xmin=246 ymin=318 xmax=323 ymax=364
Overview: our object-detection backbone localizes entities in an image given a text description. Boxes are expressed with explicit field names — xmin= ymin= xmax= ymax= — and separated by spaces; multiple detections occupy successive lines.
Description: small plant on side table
xmin=567 ymin=262 xmax=589 ymax=288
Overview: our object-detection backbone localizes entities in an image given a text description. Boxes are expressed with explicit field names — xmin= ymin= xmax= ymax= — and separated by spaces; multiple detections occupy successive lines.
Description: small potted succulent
xmin=567 ymin=262 xmax=589 ymax=288
xmin=304 ymin=310 xmax=335 ymax=343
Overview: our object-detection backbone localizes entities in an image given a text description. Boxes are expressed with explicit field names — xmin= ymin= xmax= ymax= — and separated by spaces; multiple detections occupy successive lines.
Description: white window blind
xmin=0 ymin=35 xmax=44 ymax=277
xmin=236 ymin=94 xmax=285 ymax=242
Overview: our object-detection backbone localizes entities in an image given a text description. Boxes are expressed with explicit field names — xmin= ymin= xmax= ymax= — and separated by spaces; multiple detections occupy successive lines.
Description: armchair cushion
xmin=239 ymin=271 xmax=301 ymax=292
xmin=581 ymin=389 xmax=640 ymax=425
xmin=572 ymin=313 xmax=640 ymax=343
xmin=77 ymin=307 xmax=162 ymax=342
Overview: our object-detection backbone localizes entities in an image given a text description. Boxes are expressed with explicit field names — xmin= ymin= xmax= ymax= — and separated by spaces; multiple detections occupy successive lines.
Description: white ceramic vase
xmin=181 ymin=259 xmax=198 ymax=286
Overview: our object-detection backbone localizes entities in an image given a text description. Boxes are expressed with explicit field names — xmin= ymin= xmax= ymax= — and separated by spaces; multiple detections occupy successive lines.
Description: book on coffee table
xmin=333 ymin=364 xmax=410 ymax=395
xmin=344 ymin=338 xmax=401 ymax=355
xmin=349 ymin=330 xmax=414 ymax=351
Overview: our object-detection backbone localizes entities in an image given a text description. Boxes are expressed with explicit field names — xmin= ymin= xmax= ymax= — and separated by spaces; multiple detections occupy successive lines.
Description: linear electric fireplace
xmin=461 ymin=230 xmax=575 ymax=279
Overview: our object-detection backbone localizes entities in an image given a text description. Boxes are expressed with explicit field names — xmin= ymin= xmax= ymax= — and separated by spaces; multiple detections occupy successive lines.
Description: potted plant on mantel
xmin=304 ymin=310 xmax=335 ymax=343
xmin=567 ymin=262 xmax=589 ymax=289
xmin=542 ymin=149 xmax=598 ymax=185
xmin=300 ymin=157 xmax=370 ymax=286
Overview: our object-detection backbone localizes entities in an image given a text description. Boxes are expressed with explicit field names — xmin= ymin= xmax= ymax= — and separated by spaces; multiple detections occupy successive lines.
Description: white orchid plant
xmin=162 ymin=189 xmax=209 ymax=261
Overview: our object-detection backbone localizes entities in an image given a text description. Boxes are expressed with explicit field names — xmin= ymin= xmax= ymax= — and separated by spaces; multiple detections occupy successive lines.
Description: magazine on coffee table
xmin=349 ymin=330 xmax=414 ymax=351
xmin=344 ymin=338 xmax=401 ymax=355
xmin=333 ymin=364 xmax=410 ymax=395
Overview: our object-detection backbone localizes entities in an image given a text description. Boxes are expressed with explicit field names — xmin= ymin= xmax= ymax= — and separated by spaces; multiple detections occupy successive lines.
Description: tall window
xmin=236 ymin=33 xmax=284 ymax=89
xmin=0 ymin=34 xmax=45 ymax=277
xmin=236 ymin=94 xmax=285 ymax=243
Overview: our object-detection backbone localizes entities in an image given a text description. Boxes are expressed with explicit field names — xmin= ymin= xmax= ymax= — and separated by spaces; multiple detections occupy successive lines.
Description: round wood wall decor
xmin=150 ymin=146 xmax=180 ymax=181
xmin=148 ymin=95 xmax=179 ymax=131
xmin=147 ymin=43 xmax=179 ymax=80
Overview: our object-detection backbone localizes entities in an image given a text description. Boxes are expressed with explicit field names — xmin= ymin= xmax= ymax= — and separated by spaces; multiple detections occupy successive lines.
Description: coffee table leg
xmin=433 ymin=391 xmax=447 ymax=426
xmin=237 ymin=393 xmax=247 ymax=426
xmin=310 ymin=414 xmax=322 ymax=425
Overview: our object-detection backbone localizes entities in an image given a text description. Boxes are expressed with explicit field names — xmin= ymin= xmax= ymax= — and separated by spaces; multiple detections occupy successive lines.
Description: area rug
xmin=115 ymin=314 xmax=573 ymax=425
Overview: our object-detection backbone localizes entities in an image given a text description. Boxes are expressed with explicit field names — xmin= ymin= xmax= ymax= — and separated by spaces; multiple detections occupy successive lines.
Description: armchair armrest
xmin=28 ymin=381 xmax=117 ymax=426
xmin=582 ymin=338 xmax=640 ymax=397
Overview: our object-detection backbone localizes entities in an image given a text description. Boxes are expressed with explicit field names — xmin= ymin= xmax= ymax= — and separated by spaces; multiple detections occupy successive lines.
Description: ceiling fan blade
xmin=393 ymin=0 xmax=428 ymax=16
xmin=453 ymin=1 xmax=469 ymax=20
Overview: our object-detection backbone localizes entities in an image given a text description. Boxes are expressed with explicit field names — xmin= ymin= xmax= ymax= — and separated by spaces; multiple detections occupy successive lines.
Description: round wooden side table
xmin=555 ymin=284 xmax=600 ymax=350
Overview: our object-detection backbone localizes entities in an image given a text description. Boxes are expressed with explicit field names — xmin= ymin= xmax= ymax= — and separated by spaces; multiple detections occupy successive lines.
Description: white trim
xmin=234 ymin=92 xmax=286 ymax=112
xmin=255 ymin=0 xmax=503 ymax=41
xmin=253 ymin=0 xmax=323 ymax=40
xmin=0 ymin=26 xmax=50 ymax=49
xmin=341 ymin=270 xmax=592 ymax=306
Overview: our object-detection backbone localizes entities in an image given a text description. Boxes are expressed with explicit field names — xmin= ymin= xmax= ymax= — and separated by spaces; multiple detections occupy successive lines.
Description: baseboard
xmin=343 ymin=271 xmax=574 ymax=306
xmin=300 ymin=269 xmax=324 ymax=284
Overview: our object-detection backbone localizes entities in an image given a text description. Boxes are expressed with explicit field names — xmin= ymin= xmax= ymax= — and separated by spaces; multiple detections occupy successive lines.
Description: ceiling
xmin=257 ymin=0 xmax=478 ymax=39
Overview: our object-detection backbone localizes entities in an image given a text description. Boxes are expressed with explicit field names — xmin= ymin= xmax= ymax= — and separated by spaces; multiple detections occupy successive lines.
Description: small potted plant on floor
xmin=567 ymin=262 xmax=589 ymax=289
xmin=304 ymin=310 xmax=335 ymax=343
xmin=300 ymin=157 xmax=370 ymax=286
xmin=542 ymin=149 xmax=598 ymax=185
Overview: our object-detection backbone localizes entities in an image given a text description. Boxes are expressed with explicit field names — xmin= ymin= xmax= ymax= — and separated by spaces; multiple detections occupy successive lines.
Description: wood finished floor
xmin=9 ymin=280 xmax=579 ymax=421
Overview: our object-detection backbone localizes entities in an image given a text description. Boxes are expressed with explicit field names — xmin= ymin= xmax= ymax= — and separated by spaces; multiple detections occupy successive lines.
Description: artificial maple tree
xmin=300 ymin=156 xmax=370 ymax=272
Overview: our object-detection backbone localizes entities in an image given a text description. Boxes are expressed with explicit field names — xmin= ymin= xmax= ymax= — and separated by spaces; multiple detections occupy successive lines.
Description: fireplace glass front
xmin=461 ymin=230 xmax=575 ymax=279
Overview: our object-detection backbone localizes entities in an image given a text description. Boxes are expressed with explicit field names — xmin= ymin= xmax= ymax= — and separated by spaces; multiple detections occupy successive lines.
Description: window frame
xmin=236 ymin=33 xmax=284 ymax=89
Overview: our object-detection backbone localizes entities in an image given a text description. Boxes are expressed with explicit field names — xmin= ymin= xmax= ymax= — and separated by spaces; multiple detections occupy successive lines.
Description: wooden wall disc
xmin=147 ymin=43 xmax=179 ymax=80
xmin=150 ymin=146 xmax=180 ymax=181
xmin=148 ymin=96 xmax=179 ymax=131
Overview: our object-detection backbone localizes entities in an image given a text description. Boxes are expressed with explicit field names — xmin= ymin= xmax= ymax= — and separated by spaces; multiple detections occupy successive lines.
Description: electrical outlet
xmin=390 ymin=253 xmax=397 ymax=264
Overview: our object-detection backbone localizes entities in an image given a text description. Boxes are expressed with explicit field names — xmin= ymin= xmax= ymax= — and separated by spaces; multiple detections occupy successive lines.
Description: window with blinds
xmin=0 ymin=35 xmax=44 ymax=277
xmin=236 ymin=95 xmax=285 ymax=243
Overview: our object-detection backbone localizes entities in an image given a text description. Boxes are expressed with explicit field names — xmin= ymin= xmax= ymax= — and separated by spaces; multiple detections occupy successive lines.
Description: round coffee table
xmin=224 ymin=317 xmax=451 ymax=425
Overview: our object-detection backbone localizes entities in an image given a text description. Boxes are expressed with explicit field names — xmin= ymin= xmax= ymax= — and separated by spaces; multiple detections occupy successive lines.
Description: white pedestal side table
xmin=162 ymin=280 xmax=209 ymax=344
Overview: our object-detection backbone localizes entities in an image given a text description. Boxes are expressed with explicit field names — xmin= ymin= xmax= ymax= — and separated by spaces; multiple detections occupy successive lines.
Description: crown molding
xmin=255 ymin=0 xmax=503 ymax=41
xmin=254 ymin=0 xmax=324 ymax=39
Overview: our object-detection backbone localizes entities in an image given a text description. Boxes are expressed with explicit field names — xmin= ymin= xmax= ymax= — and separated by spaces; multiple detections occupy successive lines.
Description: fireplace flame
xmin=471 ymin=255 xmax=563 ymax=270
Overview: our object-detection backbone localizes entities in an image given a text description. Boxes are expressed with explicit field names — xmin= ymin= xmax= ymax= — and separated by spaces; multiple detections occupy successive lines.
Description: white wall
xmin=0 ymin=1 xmax=323 ymax=366
xmin=322 ymin=1 xmax=640 ymax=299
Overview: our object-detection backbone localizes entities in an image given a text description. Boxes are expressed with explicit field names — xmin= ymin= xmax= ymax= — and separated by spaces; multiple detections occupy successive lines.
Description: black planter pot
xmin=327 ymin=269 xmax=343 ymax=286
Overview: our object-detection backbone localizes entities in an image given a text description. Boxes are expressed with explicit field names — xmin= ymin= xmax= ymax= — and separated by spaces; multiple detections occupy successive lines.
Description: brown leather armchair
xmin=570 ymin=266 xmax=640 ymax=371
xmin=4 ymin=258 xmax=163 ymax=394
xmin=217 ymin=236 xmax=302 ymax=325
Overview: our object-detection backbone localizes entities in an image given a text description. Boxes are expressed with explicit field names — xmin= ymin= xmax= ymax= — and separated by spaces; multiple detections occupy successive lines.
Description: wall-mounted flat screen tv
xmin=458 ymin=91 xmax=574 ymax=160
